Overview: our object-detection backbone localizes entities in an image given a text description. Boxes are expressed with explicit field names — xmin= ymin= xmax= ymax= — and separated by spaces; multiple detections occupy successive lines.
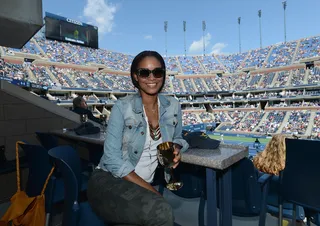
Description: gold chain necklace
xmin=144 ymin=103 xmax=158 ymax=114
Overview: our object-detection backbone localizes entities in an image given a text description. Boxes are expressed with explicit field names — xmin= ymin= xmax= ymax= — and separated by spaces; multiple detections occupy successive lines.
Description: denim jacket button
xmin=141 ymin=132 xmax=144 ymax=135
xmin=128 ymin=126 xmax=132 ymax=129
xmin=134 ymin=151 xmax=138 ymax=154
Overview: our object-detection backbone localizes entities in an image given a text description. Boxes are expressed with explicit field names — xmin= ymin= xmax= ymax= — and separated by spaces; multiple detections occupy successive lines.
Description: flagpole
xmin=183 ymin=21 xmax=187 ymax=57
xmin=164 ymin=21 xmax=168 ymax=57
xmin=202 ymin=21 xmax=206 ymax=56
xmin=238 ymin=17 xmax=241 ymax=53
xmin=282 ymin=1 xmax=287 ymax=43
xmin=258 ymin=10 xmax=262 ymax=49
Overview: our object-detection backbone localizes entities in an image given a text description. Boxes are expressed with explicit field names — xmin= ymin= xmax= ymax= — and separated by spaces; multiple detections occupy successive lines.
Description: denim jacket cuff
xmin=114 ymin=161 xmax=135 ymax=178
xmin=173 ymin=138 xmax=189 ymax=153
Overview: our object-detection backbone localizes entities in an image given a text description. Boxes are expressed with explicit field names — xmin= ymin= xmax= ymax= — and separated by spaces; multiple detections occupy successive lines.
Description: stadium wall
xmin=0 ymin=81 xmax=87 ymax=202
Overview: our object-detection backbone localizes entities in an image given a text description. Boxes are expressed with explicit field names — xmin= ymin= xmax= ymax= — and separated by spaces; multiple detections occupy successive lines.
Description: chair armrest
xmin=258 ymin=173 xmax=273 ymax=226
xmin=258 ymin=173 xmax=273 ymax=187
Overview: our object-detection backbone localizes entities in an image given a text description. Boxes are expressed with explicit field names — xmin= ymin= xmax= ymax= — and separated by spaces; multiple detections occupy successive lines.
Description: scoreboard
xmin=44 ymin=12 xmax=98 ymax=49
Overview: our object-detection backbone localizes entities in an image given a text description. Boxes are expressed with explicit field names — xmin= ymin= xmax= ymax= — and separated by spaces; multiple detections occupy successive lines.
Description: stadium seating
xmin=1 ymin=31 xmax=320 ymax=138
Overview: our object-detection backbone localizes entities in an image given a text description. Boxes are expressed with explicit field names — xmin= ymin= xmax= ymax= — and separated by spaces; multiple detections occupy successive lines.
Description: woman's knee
xmin=143 ymin=199 xmax=174 ymax=226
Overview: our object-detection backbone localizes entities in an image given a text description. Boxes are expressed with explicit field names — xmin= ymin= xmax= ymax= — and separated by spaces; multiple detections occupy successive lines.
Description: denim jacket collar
xmin=132 ymin=93 xmax=171 ymax=115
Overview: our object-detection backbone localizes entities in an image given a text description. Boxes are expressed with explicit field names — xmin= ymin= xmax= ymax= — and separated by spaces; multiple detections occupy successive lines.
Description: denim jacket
xmin=98 ymin=93 xmax=189 ymax=178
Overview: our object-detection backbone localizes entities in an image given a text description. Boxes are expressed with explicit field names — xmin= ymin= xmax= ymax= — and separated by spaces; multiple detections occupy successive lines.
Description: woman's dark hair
xmin=130 ymin=50 xmax=166 ymax=92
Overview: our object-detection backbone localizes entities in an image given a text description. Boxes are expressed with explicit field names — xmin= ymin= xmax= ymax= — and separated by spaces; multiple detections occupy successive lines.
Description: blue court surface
xmin=221 ymin=140 xmax=266 ymax=158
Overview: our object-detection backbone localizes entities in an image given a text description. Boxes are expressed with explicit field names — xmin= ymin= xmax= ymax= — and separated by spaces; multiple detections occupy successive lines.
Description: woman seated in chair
xmin=253 ymin=134 xmax=286 ymax=175
xmin=253 ymin=134 xmax=320 ymax=224
xmin=87 ymin=50 xmax=189 ymax=226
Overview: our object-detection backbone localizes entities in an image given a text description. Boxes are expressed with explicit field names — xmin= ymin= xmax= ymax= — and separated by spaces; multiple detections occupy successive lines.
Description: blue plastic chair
xmin=36 ymin=131 xmax=94 ymax=172
xmin=279 ymin=139 xmax=320 ymax=226
xmin=18 ymin=143 xmax=65 ymax=226
xmin=48 ymin=145 xmax=105 ymax=226
xmin=266 ymin=175 xmax=305 ymax=221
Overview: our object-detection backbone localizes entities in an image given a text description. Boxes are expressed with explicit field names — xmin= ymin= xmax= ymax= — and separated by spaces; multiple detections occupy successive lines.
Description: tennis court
xmin=208 ymin=134 xmax=270 ymax=157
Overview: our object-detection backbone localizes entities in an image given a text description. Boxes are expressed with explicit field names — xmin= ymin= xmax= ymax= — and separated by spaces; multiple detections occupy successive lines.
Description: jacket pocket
xmin=123 ymin=118 xmax=142 ymax=144
xmin=162 ymin=117 xmax=178 ymax=139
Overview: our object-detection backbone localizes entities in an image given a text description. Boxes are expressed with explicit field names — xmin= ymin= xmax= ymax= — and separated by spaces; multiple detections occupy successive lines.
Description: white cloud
xmin=144 ymin=35 xmax=152 ymax=40
xmin=189 ymin=33 xmax=212 ymax=53
xmin=188 ymin=33 xmax=228 ymax=55
xmin=211 ymin=42 xmax=228 ymax=55
xmin=83 ymin=0 xmax=117 ymax=34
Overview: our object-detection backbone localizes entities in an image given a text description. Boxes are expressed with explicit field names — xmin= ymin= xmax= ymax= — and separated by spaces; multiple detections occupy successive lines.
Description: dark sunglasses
xmin=136 ymin=68 xmax=165 ymax=78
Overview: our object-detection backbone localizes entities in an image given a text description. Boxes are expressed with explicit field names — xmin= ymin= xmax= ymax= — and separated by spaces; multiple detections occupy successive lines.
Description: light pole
xmin=258 ymin=10 xmax=262 ymax=49
xmin=164 ymin=21 xmax=168 ymax=57
xmin=183 ymin=21 xmax=187 ymax=57
xmin=282 ymin=1 xmax=287 ymax=43
xmin=202 ymin=21 xmax=206 ymax=56
xmin=238 ymin=17 xmax=241 ymax=53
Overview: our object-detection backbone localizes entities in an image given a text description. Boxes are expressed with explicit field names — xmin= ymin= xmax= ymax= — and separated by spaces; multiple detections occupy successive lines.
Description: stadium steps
xmin=257 ymin=73 xmax=264 ymax=87
xmin=44 ymin=66 xmax=60 ymax=85
xmin=239 ymin=111 xmax=250 ymax=123
xmin=94 ymin=72 xmax=110 ymax=88
xmin=240 ymin=51 xmax=251 ymax=69
xmin=200 ymin=78 xmax=210 ymax=92
xmin=245 ymin=73 xmax=255 ymax=86
xmin=210 ymin=76 xmax=223 ymax=91
xmin=262 ymin=45 xmax=275 ymax=68
xmin=195 ymin=113 xmax=202 ymax=123
xmin=305 ymin=111 xmax=317 ymax=136
xmin=179 ymin=79 xmax=187 ymax=92
xmin=175 ymin=56 xmax=184 ymax=74
xmin=275 ymin=111 xmax=291 ymax=133
xmin=26 ymin=67 xmax=37 ymax=82
xmin=167 ymin=78 xmax=174 ymax=93
xmin=61 ymin=70 xmax=80 ymax=87
xmin=252 ymin=111 xmax=269 ymax=132
xmin=213 ymin=55 xmax=228 ymax=72
xmin=32 ymin=38 xmax=48 ymax=58
xmin=190 ymin=78 xmax=199 ymax=92
xmin=291 ymin=39 xmax=301 ymax=63
xmin=93 ymin=106 xmax=102 ymax=117
xmin=102 ymin=107 xmax=111 ymax=118
xmin=303 ymin=69 xmax=309 ymax=84
xmin=225 ymin=111 xmax=233 ymax=122
xmin=77 ymin=71 xmax=95 ymax=87
xmin=285 ymin=70 xmax=294 ymax=86
xmin=233 ymin=74 xmax=244 ymax=90
xmin=270 ymin=71 xmax=279 ymax=87
xmin=195 ymin=56 xmax=208 ymax=74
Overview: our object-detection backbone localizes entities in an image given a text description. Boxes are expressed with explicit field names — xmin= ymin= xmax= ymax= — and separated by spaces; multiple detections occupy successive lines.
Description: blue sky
xmin=43 ymin=0 xmax=320 ymax=56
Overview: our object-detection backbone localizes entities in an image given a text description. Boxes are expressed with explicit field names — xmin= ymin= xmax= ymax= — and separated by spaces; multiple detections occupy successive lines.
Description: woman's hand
xmin=173 ymin=144 xmax=181 ymax=169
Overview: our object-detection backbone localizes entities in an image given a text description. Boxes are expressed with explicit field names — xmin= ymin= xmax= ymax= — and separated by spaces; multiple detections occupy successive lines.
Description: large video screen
xmin=45 ymin=12 xmax=98 ymax=49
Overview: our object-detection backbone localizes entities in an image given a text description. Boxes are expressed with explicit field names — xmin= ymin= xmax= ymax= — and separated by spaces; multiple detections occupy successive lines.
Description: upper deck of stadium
xmin=0 ymin=32 xmax=320 ymax=93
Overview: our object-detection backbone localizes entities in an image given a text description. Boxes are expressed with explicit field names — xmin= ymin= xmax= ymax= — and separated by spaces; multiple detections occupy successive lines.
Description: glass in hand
xmin=80 ymin=114 xmax=88 ymax=125
xmin=100 ymin=114 xmax=107 ymax=133
xmin=157 ymin=141 xmax=183 ymax=191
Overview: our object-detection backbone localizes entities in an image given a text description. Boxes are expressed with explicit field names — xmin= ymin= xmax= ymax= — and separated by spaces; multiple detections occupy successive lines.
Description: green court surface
xmin=209 ymin=134 xmax=270 ymax=144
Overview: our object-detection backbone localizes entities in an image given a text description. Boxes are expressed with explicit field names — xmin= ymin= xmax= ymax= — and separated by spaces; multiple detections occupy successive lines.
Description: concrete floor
xmin=0 ymin=188 xmax=313 ymax=226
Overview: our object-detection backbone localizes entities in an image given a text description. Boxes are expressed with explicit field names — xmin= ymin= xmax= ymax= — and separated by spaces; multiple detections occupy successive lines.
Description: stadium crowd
xmin=1 ymin=33 xmax=320 ymax=137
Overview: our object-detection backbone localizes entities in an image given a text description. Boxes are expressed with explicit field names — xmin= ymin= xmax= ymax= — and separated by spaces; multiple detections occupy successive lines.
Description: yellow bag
xmin=0 ymin=141 xmax=55 ymax=226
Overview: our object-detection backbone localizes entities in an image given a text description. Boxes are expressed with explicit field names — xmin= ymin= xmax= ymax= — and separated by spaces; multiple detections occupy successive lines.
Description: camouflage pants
xmin=87 ymin=169 xmax=174 ymax=226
